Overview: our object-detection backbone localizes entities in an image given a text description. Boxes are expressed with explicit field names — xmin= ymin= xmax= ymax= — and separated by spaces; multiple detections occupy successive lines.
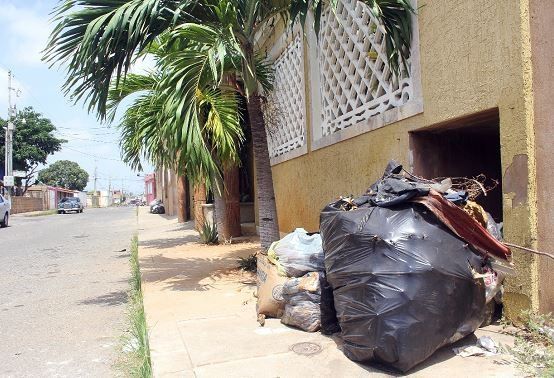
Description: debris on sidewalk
xmin=255 ymin=160 xmax=514 ymax=373
xmin=320 ymin=272 xmax=341 ymax=335
xmin=453 ymin=336 xmax=499 ymax=357
xmin=317 ymin=160 xmax=512 ymax=372
xmin=267 ymin=228 xmax=324 ymax=277
xmin=281 ymin=272 xmax=322 ymax=332
xmin=256 ymin=255 xmax=287 ymax=318
xmin=257 ymin=229 xmax=325 ymax=332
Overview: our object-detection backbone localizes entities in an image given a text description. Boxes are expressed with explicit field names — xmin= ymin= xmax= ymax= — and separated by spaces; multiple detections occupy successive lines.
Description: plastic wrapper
xmin=280 ymin=272 xmax=322 ymax=332
xmin=486 ymin=213 xmax=503 ymax=241
xmin=282 ymin=272 xmax=321 ymax=295
xmin=267 ymin=228 xmax=324 ymax=277
xmin=320 ymin=201 xmax=486 ymax=372
xmin=281 ymin=301 xmax=321 ymax=332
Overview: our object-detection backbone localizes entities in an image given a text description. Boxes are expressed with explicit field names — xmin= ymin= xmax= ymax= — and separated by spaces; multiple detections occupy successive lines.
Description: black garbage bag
xmin=320 ymin=272 xmax=341 ymax=335
xmin=320 ymin=201 xmax=485 ymax=372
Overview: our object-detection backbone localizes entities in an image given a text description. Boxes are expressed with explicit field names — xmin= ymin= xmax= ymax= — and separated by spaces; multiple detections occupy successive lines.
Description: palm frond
xmin=44 ymin=0 xmax=198 ymax=118
xmin=107 ymin=73 xmax=158 ymax=122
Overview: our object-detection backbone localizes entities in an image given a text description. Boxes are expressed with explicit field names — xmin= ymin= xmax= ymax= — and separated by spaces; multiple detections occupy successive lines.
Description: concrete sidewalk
xmin=138 ymin=208 xmax=522 ymax=377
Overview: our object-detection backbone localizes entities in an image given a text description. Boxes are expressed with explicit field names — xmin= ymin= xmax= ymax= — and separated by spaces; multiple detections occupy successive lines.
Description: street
xmin=0 ymin=207 xmax=136 ymax=377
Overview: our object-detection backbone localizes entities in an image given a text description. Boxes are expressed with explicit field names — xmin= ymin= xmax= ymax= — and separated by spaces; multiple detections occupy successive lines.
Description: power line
xmin=95 ymin=177 xmax=144 ymax=182
xmin=7 ymin=70 xmax=121 ymax=139
xmin=55 ymin=133 xmax=118 ymax=144
xmin=63 ymin=146 xmax=122 ymax=162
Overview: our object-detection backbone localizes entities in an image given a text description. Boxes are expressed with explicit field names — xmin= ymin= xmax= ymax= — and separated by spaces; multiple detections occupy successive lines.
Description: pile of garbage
xmin=256 ymin=160 xmax=512 ymax=372
xmin=256 ymin=228 xmax=325 ymax=332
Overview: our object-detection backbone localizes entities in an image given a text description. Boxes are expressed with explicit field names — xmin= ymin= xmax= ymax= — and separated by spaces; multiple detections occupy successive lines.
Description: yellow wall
xmin=270 ymin=1 xmax=540 ymax=316
xmin=530 ymin=0 xmax=554 ymax=313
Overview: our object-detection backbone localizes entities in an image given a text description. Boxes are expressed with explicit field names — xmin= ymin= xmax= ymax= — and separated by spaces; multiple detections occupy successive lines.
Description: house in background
xmin=99 ymin=190 xmax=113 ymax=208
xmin=10 ymin=185 xmax=78 ymax=214
xmin=112 ymin=190 xmax=123 ymax=205
xmin=144 ymin=173 xmax=156 ymax=204
xmin=26 ymin=185 xmax=76 ymax=210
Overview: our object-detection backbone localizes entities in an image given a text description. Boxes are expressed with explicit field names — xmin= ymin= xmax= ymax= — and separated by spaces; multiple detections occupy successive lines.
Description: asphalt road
xmin=0 ymin=207 xmax=137 ymax=377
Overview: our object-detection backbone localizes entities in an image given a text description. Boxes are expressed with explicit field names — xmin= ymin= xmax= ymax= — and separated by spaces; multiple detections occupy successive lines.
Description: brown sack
xmin=257 ymin=255 xmax=287 ymax=318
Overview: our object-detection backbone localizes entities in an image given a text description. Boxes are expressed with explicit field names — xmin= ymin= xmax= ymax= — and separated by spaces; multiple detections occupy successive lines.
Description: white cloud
xmin=0 ymin=2 xmax=52 ymax=66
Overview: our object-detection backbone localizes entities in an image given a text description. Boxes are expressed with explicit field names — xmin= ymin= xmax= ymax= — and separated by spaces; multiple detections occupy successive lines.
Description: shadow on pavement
xmin=78 ymin=290 xmax=128 ymax=307
xmin=139 ymin=235 xmax=201 ymax=249
xmin=140 ymin=245 xmax=259 ymax=292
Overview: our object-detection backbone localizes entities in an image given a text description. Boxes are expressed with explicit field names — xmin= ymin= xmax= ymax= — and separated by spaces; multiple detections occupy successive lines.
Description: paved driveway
xmin=0 ymin=207 xmax=137 ymax=377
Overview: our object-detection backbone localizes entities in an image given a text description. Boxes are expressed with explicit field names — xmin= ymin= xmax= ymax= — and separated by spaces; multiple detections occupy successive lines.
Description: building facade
xmin=261 ymin=0 xmax=554 ymax=316
xmin=144 ymin=173 xmax=156 ymax=204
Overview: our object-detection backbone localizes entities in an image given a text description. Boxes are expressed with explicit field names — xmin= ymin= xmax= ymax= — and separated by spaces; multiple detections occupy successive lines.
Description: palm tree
xmin=106 ymin=39 xmax=244 ymax=238
xmin=44 ymin=0 xmax=414 ymax=249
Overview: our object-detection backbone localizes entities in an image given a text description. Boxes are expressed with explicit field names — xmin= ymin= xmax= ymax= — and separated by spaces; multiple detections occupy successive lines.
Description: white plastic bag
xmin=271 ymin=228 xmax=324 ymax=277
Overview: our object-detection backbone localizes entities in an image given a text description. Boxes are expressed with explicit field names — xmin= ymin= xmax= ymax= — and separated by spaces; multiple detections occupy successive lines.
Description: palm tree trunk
xmin=193 ymin=182 xmax=207 ymax=231
xmin=213 ymin=173 xmax=229 ymax=242
xmin=246 ymin=95 xmax=280 ymax=249
xmin=177 ymin=175 xmax=187 ymax=223
xmin=224 ymin=165 xmax=241 ymax=237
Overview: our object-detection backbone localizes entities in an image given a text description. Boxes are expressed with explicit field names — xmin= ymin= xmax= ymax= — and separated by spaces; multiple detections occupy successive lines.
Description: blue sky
xmin=0 ymin=0 xmax=152 ymax=194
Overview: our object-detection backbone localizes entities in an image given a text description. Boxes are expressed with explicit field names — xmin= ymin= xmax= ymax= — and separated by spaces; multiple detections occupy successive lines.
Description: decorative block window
xmin=318 ymin=0 xmax=416 ymax=137
xmin=264 ymin=35 xmax=307 ymax=162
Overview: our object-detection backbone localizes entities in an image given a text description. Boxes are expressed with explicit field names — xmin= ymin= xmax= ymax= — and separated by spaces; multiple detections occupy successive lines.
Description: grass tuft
xmin=238 ymin=253 xmax=257 ymax=273
xmin=117 ymin=235 xmax=152 ymax=378
xmin=25 ymin=209 xmax=58 ymax=217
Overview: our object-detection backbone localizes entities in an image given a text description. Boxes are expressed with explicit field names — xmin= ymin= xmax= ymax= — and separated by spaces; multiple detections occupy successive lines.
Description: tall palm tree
xmin=44 ymin=0 xmax=414 ymax=249
xmin=106 ymin=38 xmax=244 ymax=238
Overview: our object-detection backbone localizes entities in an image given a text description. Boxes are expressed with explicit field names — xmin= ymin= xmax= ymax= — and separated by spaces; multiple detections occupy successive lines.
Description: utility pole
xmin=4 ymin=70 xmax=15 ymax=199
xmin=93 ymin=161 xmax=97 ymax=193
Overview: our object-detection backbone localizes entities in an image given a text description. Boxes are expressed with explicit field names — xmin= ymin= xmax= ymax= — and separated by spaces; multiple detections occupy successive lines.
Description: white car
xmin=0 ymin=194 xmax=10 ymax=228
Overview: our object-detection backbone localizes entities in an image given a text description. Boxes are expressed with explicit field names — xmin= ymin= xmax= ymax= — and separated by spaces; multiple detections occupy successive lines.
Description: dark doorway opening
xmin=410 ymin=108 xmax=503 ymax=222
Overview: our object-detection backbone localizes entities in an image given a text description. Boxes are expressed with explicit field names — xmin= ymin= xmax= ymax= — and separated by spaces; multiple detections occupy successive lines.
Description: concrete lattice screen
xmin=318 ymin=0 xmax=413 ymax=136
xmin=264 ymin=34 xmax=306 ymax=159
xmin=263 ymin=0 xmax=416 ymax=161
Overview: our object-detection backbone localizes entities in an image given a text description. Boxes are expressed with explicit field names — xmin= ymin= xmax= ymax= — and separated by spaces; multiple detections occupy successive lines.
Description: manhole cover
xmin=290 ymin=342 xmax=322 ymax=356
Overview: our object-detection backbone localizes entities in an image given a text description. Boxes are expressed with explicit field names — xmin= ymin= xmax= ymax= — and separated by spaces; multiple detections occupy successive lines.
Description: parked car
xmin=58 ymin=197 xmax=84 ymax=214
xmin=149 ymin=199 xmax=165 ymax=214
xmin=0 ymin=194 xmax=10 ymax=228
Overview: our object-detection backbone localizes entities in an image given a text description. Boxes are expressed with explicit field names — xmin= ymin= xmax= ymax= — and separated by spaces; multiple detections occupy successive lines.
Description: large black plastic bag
xmin=320 ymin=202 xmax=485 ymax=372
xmin=320 ymin=272 xmax=341 ymax=335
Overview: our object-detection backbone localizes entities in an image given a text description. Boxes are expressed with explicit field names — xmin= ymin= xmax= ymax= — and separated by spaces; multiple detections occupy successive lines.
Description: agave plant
xmin=199 ymin=219 xmax=219 ymax=245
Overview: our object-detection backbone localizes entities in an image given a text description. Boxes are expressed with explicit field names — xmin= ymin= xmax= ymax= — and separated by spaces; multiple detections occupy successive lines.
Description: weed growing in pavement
xmin=117 ymin=235 xmax=152 ymax=378
xmin=502 ymin=310 xmax=554 ymax=377
xmin=238 ymin=253 xmax=258 ymax=272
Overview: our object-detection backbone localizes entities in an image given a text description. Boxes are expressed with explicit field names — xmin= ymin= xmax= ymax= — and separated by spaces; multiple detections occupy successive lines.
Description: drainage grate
xmin=290 ymin=342 xmax=322 ymax=356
